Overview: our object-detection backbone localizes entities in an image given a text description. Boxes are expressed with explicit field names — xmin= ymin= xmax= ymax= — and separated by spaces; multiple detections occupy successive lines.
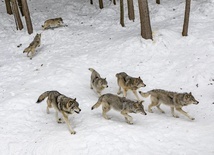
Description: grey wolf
xmin=42 ymin=17 xmax=64 ymax=29
xmin=36 ymin=90 xmax=81 ymax=134
xmin=139 ymin=89 xmax=199 ymax=120
xmin=23 ymin=33 xmax=41 ymax=59
xmin=89 ymin=68 xmax=108 ymax=96
xmin=91 ymin=93 xmax=147 ymax=124
xmin=116 ymin=72 xmax=146 ymax=101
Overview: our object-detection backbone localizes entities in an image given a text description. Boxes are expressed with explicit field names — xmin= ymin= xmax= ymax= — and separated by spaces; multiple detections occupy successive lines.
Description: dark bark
xmin=21 ymin=0 xmax=33 ymax=34
xmin=99 ymin=0 xmax=104 ymax=9
xmin=182 ymin=0 xmax=191 ymax=36
xmin=156 ymin=0 xmax=160 ymax=4
xmin=90 ymin=0 xmax=93 ymax=5
xmin=113 ymin=0 xmax=116 ymax=5
xmin=127 ymin=0 xmax=135 ymax=21
xmin=5 ymin=0 xmax=12 ymax=15
xmin=120 ymin=0 xmax=125 ymax=27
xmin=138 ymin=0 xmax=152 ymax=39
xmin=17 ymin=0 xmax=24 ymax=16
xmin=11 ymin=0 xmax=23 ymax=30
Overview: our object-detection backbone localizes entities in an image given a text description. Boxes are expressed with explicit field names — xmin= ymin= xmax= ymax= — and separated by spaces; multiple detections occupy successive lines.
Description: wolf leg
xmin=117 ymin=86 xmax=122 ymax=95
xmin=102 ymin=103 xmax=111 ymax=120
xmin=46 ymin=99 xmax=52 ymax=114
xmin=132 ymin=90 xmax=140 ymax=101
xmin=62 ymin=112 xmax=76 ymax=134
xmin=171 ymin=107 xmax=179 ymax=118
xmin=176 ymin=108 xmax=195 ymax=120
xmin=121 ymin=110 xmax=133 ymax=124
xmin=156 ymin=104 xmax=165 ymax=113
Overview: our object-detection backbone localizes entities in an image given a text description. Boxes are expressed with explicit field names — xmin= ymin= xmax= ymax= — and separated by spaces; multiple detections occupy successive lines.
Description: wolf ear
xmin=104 ymin=78 xmax=106 ymax=80
xmin=138 ymin=76 xmax=141 ymax=79
xmin=73 ymin=98 xmax=76 ymax=101
xmin=189 ymin=92 xmax=192 ymax=95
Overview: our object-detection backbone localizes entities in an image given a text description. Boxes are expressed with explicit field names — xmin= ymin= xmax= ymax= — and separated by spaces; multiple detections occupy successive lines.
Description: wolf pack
xmin=26 ymin=18 xmax=199 ymax=134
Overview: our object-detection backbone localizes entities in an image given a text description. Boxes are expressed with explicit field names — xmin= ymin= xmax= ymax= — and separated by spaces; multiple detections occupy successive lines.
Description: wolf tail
xmin=138 ymin=91 xmax=150 ymax=98
xmin=88 ymin=68 xmax=95 ymax=72
xmin=36 ymin=91 xmax=50 ymax=103
xmin=91 ymin=97 xmax=103 ymax=110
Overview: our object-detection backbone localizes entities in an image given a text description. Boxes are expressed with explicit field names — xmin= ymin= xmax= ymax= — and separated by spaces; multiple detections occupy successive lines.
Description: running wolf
xmin=42 ymin=17 xmax=64 ymax=30
xmin=23 ymin=33 xmax=41 ymax=59
xmin=116 ymin=72 xmax=146 ymax=101
xmin=139 ymin=89 xmax=199 ymax=120
xmin=89 ymin=68 xmax=108 ymax=96
xmin=91 ymin=93 xmax=147 ymax=124
xmin=36 ymin=90 xmax=81 ymax=134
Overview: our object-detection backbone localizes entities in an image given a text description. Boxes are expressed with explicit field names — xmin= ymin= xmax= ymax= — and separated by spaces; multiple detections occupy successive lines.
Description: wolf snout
xmin=195 ymin=101 xmax=199 ymax=104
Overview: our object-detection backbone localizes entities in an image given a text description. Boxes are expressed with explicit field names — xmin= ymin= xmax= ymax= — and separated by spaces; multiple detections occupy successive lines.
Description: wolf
xmin=36 ymin=90 xmax=81 ymax=134
xmin=89 ymin=68 xmax=108 ymax=96
xmin=116 ymin=72 xmax=146 ymax=101
xmin=139 ymin=89 xmax=199 ymax=120
xmin=42 ymin=17 xmax=64 ymax=30
xmin=91 ymin=93 xmax=147 ymax=124
xmin=23 ymin=33 xmax=41 ymax=59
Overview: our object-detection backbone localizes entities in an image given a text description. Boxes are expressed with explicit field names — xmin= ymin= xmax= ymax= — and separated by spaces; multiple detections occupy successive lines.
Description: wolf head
xmin=133 ymin=101 xmax=147 ymax=115
xmin=182 ymin=92 xmax=199 ymax=105
xmin=128 ymin=77 xmax=146 ymax=88
xmin=99 ymin=78 xmax=108 ymax=88
xmin=66 ymin=98 xmax=81 ymax=114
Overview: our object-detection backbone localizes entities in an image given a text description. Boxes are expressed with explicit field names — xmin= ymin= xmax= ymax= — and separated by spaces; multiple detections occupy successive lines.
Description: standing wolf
xmin=42 ymin=17 xmax=64 ymax=30
xmin=116 ymin=72 xmax=146 ymax=101
xmin=139 ymin=89 xmax=199 ymax=120
xmin=23 ymin=33 xmax=41 ymax=59
xmin=89 ymin=68 xmax=108 ymax=96
xmin=36 ymin=90 xmax=81 ymax=134
xmin=91 ymin=93 xmax=147 ymax=124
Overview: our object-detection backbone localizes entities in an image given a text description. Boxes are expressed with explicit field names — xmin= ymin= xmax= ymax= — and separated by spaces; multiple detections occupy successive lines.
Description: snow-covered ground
xmin=0 ymin=0 xmax=214 ymax=154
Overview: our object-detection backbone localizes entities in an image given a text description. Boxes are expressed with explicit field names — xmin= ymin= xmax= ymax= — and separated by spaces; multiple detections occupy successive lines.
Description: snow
xmin=0 ymin=0 xmax=214 ymax=154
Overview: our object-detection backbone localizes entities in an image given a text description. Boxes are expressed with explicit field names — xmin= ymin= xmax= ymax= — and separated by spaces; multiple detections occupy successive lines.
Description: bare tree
xmin=120 ymin=0 xmax=125 ymax=27
xmin=99 ymin=0 xmax=104 ymax=9
xmin=21 ymin=0 xmax=33 ymax=34
xmin=127 ymin=0 xmax=135 ymax=21
xmin=5 ymin=0 xmax=12 ymax=15
xmin=11 ymin=0 xmax=23 ymax=30
xmin=182 ymin=0 xmax=191 ymax=36
xmin=156 ymin=0 xmax=160 ymax=4
xmin=138 ymin=0 xmax=152 ymax=39
xmin=90 ymin=0 xmax=93 ymax=5
xmin=113 ymin=0 xmax=116 ymax=5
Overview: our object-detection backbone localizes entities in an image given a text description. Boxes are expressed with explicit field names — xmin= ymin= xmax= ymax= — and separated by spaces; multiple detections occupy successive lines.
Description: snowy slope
xmin=0 ymin=0 xmax=214 ymax=154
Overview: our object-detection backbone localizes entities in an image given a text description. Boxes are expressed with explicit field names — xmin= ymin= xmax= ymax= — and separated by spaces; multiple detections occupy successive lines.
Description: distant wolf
xmin=23 ymin=33 xmax=41 ymax=59
xmin=91 ymin=93 xmax=147 ymax=124
xmin=42 ymin=17 xmax=64 ymax=30
xmin=139 ymin=89 xmax=199 ymax=120
xmin=89 ymin=68 xmax=108 ymax=96
xmin=36 ymin=90 xmax=81 ymax=134
xmin=116 ymin=72 xmax=146 ymax=101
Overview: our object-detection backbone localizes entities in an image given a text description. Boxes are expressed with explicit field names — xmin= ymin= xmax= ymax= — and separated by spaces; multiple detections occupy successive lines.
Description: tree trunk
xmin=21 ymin=0 xmax=33 ymax=34
xmin=182 ymin=0 xmax=191 ymax=36
xmin=99 ymin=0 xmax=104 ymax=9
xmin=17 ymin=0 xmax=24 ymax=16
xmin=90 ymin=0 xmax=93 ymax=5
xmin=11 ymin=0 xmax=23 ymax=30
xmin=138 ymin=0 xmax=152 ymax=39
xmin=127 ymin=0 xmax=135 ymax=21
xmin=5 ymin=0 xmax=12 ymax=15
xmin=156 ymin=0 xmax=160 ymax=4
xmin=113 ymin=0 xmax=116 ymax=5
xmin=120 ymin=0 xmax=125 ymax=27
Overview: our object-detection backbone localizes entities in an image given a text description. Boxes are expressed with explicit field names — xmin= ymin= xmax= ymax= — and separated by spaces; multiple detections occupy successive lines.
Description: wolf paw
xmin=148 ymin=109 xmax=153 ymax=113
xmin=70 ymin=131 xmax=76 ymax=135
xmin=173 ymin=115 xmax=179 ymax=118
xmin=191 ymin=117 xmax=195 ymax=120
xmin=57 ymin=118 xmax=64 ymax=123
xmin=127 ymin=121 xmax=133 ymax=125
